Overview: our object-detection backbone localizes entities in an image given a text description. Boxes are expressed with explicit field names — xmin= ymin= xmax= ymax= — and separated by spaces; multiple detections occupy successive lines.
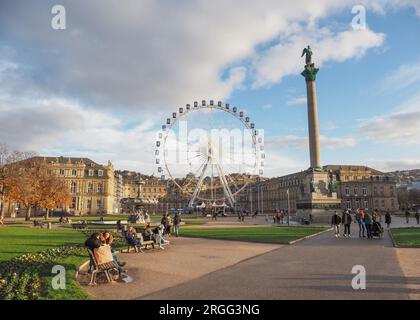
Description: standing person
xmin=355 ymin=209 xmax=366 ymax=238
xmin=405 ymin=209 xmax=410 ymax=224
xmin=415 ymin=209 xmax=420 ymax=225
xmin=385 ymin=211 xmax=392 ymax=229
xmin=364 ymin=212 xmax=373 ymax=239
xmin=331 ymin=211 xmax=342 ymax=238
xmin=173 ymin=213 xmax=181 ymax=237
xmin=342 ymin=210 xmax=352 ymax=238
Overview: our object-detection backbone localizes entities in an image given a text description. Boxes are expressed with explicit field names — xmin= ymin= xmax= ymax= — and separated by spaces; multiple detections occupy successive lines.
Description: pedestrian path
xmin=140 ymin=223 xmax=415 ymax=300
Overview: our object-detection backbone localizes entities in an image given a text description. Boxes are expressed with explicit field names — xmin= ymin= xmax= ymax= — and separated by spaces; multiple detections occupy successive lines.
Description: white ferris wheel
xmin=155 ymin=100 xmax=264 ymax=209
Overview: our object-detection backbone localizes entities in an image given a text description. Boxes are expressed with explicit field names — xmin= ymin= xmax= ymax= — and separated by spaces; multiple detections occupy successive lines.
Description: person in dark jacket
xmin=364 ymin=212 xmax=373 ymax=239
xmin=405 ymin=209 xmax=410 ymax=224
xmin=342 ymin=210 xmax=353 ymax=238
xmin=331 ymin=211 xmax=342 ymax=238
xmin=385 ymin=211 xmax=392 ymax=229
xmin=173 ymin=213 xmax=181 ymax=237
xmin=415 ymin=210 xmax=420 ymax=225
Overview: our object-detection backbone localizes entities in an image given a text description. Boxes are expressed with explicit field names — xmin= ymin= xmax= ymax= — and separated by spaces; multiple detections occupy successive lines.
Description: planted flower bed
xmin=0 ymin=229 xmax=126 ymax=300
xmin=0 ymin=246 xmax=85 ymax=299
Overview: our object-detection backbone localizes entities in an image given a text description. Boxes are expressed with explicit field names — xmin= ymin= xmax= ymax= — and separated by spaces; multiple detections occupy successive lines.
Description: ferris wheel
xmin=155 ymin=100 xmax=264 ymax=209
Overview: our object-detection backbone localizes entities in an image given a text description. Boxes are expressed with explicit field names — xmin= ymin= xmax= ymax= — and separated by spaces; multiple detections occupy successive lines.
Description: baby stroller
xmin=371 ymin=221 xmax=384 ymax=238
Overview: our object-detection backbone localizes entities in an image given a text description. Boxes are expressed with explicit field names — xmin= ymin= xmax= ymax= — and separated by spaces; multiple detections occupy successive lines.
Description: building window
xmin=355 ymin=200 xmax=359 ymax=209
xmin=87 ymin=199 xmax=92 ymax=210
xmin=89 ymin=169 xmax=94 ymax=176
xmin=97 ymin=199 xmax=102 ymax=210
xmin=71 ymin=197 xmax=77 ymax=209
xmin=354 ymin=187 xmax=358 ymax=196
xmin=98 ymin=183 xmax=104 ymax=194
xmin=362 ymin=187 xmax=367 ymax=196
xmin=373 ymin=187 xmax=377 ymax=196
xmin=345 ymin=187 xmax=350 ymax=196
xmin=87 ymin=183 xmax=93 ymax=193
xmin=70 ymin=182 xmax=77 ymax=194
xmin=379 ymin=187 xmax=384 ymax=196
xmin=98 ymin=170 xmax=103 ymax=177
xmin=346 ymin=200 xmax=351 ymax=209
xmin=72 ymin=169 xmax=77 ymax=176
xmin=59 ymin=169 xmax=65 ymax=176
xmin=364 ymin=201 xmax=368 ymax=209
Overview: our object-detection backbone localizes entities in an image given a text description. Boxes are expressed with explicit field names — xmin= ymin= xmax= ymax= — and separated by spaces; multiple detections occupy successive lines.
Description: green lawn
xmin=0 ymin=227 xmax=86 ymax=261
xmin=391 ymin=228 xmax=420 ymax=248
xmin=0 ymin=226 xmax=90 ymax=300
xmin=180 ymin=226 xmax=328 ymax=244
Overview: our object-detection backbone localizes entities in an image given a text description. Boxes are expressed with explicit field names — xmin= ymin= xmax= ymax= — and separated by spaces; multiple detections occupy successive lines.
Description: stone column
xmin=302 ymin=64 xmax=321 ymax=169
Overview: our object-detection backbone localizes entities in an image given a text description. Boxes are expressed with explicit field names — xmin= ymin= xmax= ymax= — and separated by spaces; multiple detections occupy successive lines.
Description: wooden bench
xmin=33 ymin=220 xmax=44 ymax=228
xmin=72 ymin=223 xmax=88 ymax=230
xmin=124 ymin=234 xmax=155 ymax=253
xmin=86 ymin=248 xmax=119 ymax=285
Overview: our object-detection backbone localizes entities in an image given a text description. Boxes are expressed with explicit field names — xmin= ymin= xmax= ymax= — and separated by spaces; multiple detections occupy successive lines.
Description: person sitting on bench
xmin=85 ymin=233 xmax=125 ymax=274
xmin=126 ymin=226 xmax=141 ymax=246
xmin=142 ymin=224 xmax=154 ymax=241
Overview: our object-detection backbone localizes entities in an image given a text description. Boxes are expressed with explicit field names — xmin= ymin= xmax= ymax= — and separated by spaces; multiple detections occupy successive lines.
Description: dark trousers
xmin=366 ymin=224 xmax=373 ymax=239
xmin=358 ymin=223 xmax=365 ymax=237
xmin=344 ymin=224 xmax=351 ymax=235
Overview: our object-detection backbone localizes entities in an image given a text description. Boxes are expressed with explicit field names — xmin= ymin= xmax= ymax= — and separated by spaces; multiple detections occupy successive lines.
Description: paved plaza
xmin=79 ymin=218 xmax=420 ymax=300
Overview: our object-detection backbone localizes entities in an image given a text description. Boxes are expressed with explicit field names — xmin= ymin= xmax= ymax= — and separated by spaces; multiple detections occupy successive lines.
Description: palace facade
xmin=2 ymin=156 xmax=116 ymax=217
xmin=244 ymin=165 xmax=399 ymax=214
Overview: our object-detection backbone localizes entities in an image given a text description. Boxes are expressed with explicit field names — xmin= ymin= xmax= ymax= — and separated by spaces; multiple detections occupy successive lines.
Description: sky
xmin=0 ymin=0 xmax=419 ymax=177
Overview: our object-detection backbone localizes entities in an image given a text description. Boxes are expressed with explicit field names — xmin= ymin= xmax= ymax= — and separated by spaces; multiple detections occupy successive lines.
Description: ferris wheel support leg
xmin=215 ymin=164 xmax=235 ymax=208
xmin=188 ymin=162 xmax=209 ymax=208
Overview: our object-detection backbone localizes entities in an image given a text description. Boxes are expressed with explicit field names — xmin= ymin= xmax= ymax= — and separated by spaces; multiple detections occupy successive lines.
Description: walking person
xmin=364 ymin=212 xmax=373 ymax=239
xmin=173 ymin=213 xmax=181 ymax=237
xmin=405 ymin=209 xmax=410 ymax=224
xmin=415 ymin=209 xmax=420 ymax=225
xmin=385 ymin=211 xmax=392 ymax=229
xmin=331 ymin=211 xmax=342 ymax=238
xmin=342 ymin=210 xmax=352 ymax=238
xmin=355 ymin=209 xmax=366 ymax=238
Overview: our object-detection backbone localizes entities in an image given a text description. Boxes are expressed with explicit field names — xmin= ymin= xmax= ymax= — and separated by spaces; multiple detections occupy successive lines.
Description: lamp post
xmin=287 ymin=188 xmax=290 ymax=226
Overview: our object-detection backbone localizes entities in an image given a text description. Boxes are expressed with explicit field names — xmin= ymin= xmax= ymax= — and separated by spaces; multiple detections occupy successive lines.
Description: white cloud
xmin=369 ymin=159 xmax=420 ymax=172
xmin=0 ymin=96 xmax=158 ymax=173
xmin=266 ymin=135 xmax=357 ymax=149
xmin=252 ymin=27 xmax=385 ymax=87
xmin=381 ymin=60 xmax=420 ymax=92
xmin=359 ymin=94 xmax=420 ymax=144
xmin=287 ymin=96 xmax=307 ymax=106
xmin=0 ymin=0 xmax=398 ymax=114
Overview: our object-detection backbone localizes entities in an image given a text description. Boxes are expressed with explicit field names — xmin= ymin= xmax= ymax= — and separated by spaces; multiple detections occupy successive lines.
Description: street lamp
xmin=287 ymin=188 xmax=290 ymax=226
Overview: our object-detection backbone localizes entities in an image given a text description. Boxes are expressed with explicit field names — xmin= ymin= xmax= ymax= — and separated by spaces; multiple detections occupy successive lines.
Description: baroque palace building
xmin=118 ymin=171 xmax=167 ymax=213
xmin=244 ymin=165 xmax=399 ymax=215
xmin=3 ymin=156 xmax=116 ymax=217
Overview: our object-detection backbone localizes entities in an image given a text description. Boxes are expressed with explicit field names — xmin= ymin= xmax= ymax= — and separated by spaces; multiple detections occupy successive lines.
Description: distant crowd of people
xmin=331 ymin=209 xmax=388 ymax=239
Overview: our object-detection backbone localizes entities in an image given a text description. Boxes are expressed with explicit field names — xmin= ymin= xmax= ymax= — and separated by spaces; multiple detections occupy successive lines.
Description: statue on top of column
xmin=301 ymin=45 xmax=313 ymax=66
xmin=301 ymin=45 xmax=319 ymax=81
